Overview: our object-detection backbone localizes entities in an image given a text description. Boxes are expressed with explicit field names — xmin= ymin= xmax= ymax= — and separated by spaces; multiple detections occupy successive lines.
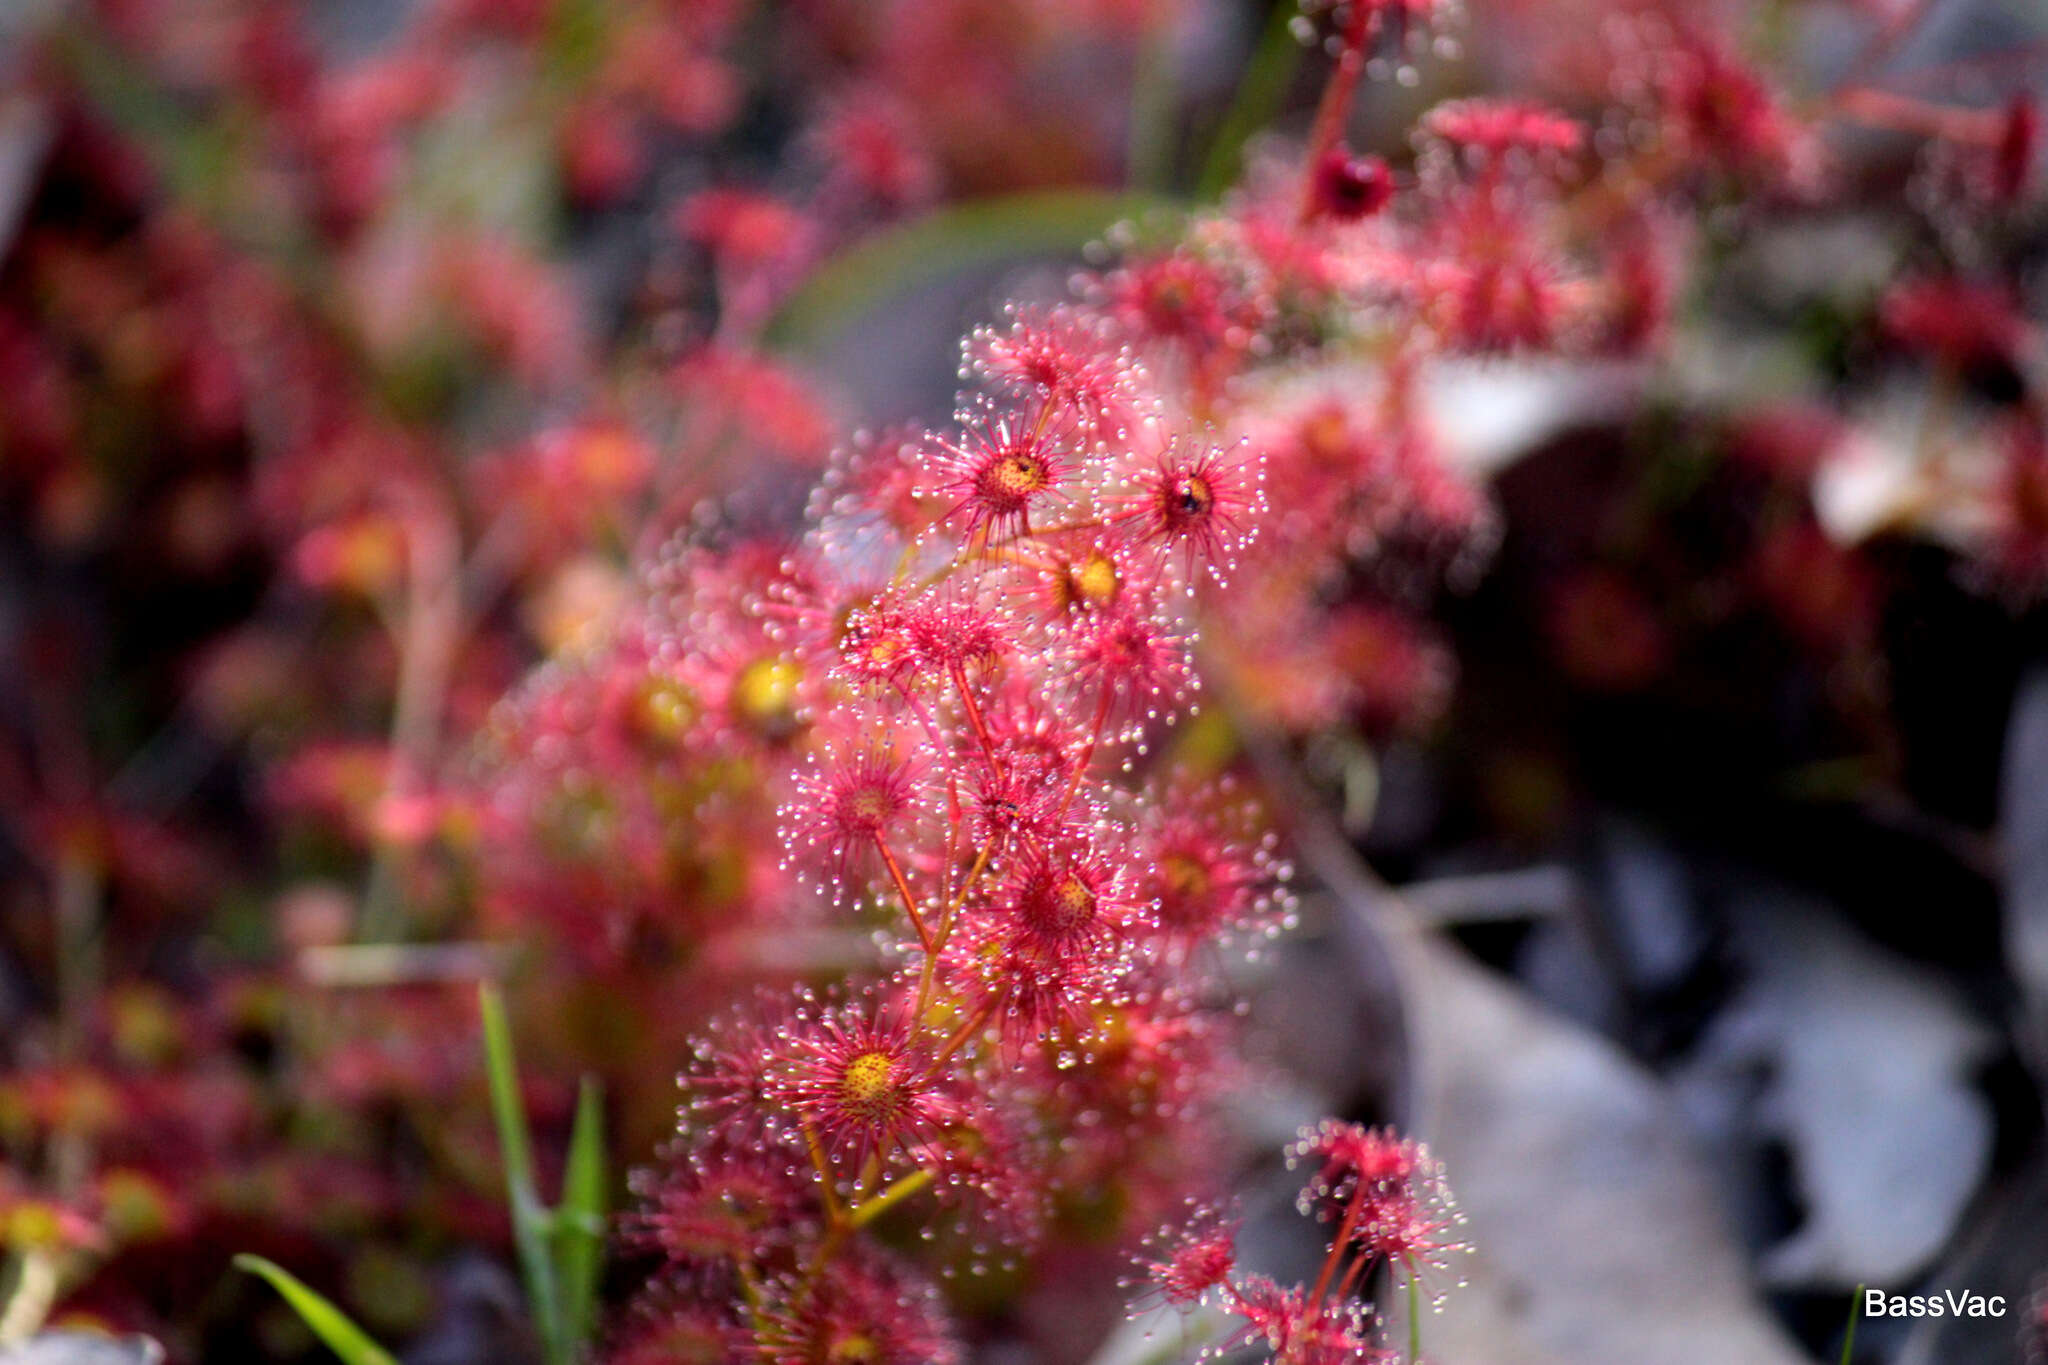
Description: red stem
xmin=948 ymin=662 xmax=1002 ymax=776
xmin=875 ymin=838 xmax=934 ymax=954
xmin=1299 ymin=4 xmax=1383 ymax=224
xmin=1308 ymin=1186 xmax=1367 ymax=1306
xmin=1334 ymin=1245 xmax=1370 ymax=1302
xmin=1054 ymin=686 xmax=1115 ymax=826
xmin=923 ymin=1000 xmax=995 ymax=1077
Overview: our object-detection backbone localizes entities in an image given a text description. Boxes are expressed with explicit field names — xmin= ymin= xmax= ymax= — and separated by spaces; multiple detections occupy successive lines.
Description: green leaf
xmin=762 ymin=191 xmax=1182 ymax=352
xmin=233 ymin=1255 xmax=399 ymax=1365
xmin=1127 ymin=28 xmax=1180 ymax=193
xmin=480 ymin=982 xmax=566 ymax=1365
xmin=554 ymin=1075 xmax=608 ymax=1356
xmin=1195 ymin=1 xmax=1305 ymax=201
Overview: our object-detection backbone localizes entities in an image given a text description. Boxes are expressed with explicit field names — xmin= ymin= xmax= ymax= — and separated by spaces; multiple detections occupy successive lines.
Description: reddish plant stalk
xmin=1299 ymin=4 xmax=1384 ymax=223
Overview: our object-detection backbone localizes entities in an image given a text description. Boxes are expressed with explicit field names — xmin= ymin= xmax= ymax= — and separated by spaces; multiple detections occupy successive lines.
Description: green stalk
xmin=481 ymin=983 xmax=566 ymax=1365
xmin=847 ymin=1168 xmax=934 ymax=1228
xmin=556 ymin=1076 xmax=609 ymax=1355
xmin=1195 ymin=1 xmax=1307 ymax=201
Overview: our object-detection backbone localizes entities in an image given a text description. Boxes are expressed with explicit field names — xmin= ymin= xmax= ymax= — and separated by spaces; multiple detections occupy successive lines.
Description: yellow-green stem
xmin=1840 ymin=1283 xmax=1865 ymax=1365
xmin=849 ymin=1169 xmax=935 ymax=1228
xmin=802 ymin=1123 xmax=843 ymax=1224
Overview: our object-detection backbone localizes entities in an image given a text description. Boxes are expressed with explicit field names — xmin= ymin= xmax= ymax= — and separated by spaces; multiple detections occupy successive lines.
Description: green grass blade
xmin=554 ymin=1075 xmax=608 ymax=1356
xmin=762 ymin=191 xmax=1180 ymax=352
xmin=233 ymin=1256 xmax=399 ymax=1365
xmin=480 ymin=982 xmax=566 ymax=1365
xmin=1195 ymin=0 xmax=1305 ymax=201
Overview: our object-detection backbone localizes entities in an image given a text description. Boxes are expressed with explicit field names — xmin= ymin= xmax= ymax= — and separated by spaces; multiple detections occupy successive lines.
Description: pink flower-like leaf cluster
xmin=1136 ymin=1123 xmax=1464 ymax=1364
xmin=601 ymin=256 xmax=1298 ymax=1361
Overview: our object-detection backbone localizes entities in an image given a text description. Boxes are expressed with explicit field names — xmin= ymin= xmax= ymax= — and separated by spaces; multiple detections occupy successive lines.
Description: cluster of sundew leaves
xmin=478 ymin=0 xmax=1698 ymax=988
xmin=604 ymin=292 xmax=1304 ymax=1359
xmin=602 ymin=11 xmax=1592 ymax=1352
xmin=1124 ymin=1124 xmax=1469 ymax=1364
